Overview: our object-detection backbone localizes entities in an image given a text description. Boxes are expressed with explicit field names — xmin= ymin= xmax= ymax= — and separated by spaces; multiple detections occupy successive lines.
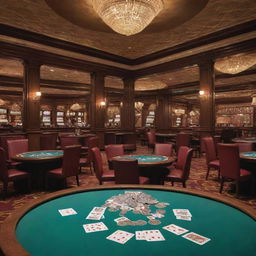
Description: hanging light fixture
xmin=214 ymin=52 xmax=256 ymax=74
xmin=91 ymin=0 xmax=164 ymax=36
xmin=70 ymin=103 xmax=82 ymax=111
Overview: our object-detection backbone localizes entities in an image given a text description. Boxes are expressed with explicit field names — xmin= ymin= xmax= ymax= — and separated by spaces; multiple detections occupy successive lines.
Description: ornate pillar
xmin=23 ymin=60 xmax=41 ymax=150
xmin=121 ymin=77 xmax=135 ymax=130
xmin=199 ymin=60 xmax=215 ymax=134
xmin=155 ymin=93 xmax=169 ymax=131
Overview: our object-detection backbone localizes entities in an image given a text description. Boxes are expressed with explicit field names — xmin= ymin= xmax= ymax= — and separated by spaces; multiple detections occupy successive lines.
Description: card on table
xmin=83 ymin=222 xmax=108 ymax=233
xmin=163 ymin=224 xmax=189 ymax=235
xmin=176 ymin=215 xmax=192 ymax=221
xmin=135 ymin=231 xmax=146 ymax=240
xmin=114 ymin=217 xmax=129 ymax=223
xmin=107 ymin=230 xmax=134 ymax=244
xmin=144 ymin=230 xmax=165 ymax=242
xmin=58 ymin=208 xmax=77 ymax=216
xmin=182 ymin=232 xmax=211 ymax=245
xmin=86 ymin=207 xmax=106 ymax=220
xmin=173 ymin=209 xmax=192 ymax=217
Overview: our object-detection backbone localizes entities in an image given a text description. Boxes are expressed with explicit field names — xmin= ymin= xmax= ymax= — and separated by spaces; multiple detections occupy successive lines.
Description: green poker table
xmin=1 ymin=185 xmax=255 ymax=256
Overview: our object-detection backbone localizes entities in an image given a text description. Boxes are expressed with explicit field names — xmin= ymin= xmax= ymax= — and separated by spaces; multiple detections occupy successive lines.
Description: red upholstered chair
xmin=235 ymin=142 xmax=253 ymax=152
xmin=147 ymin=130 xmax=156 ymax=152
xmin=105 ymin=144 xmax=124 ymax=169
xmin=81 ymin=134 xmax=96 ymax=151
xmin=91 ymin=147 xmax=115 ymax=185
xmin=202 ymin=137 xmax=220 ymax=180
xmin=80 ymin=136 xmax=99 ymax=173
xmin=112 ymin=159 xmax=149 ymax=184
xmin=175 ymin=133 xmax=191 ymax=154
xmin=154 ymin=143 xmax=173 ymax=157
xmin=0 ymin=147 xmax=30 ymax=199
xmin=46 ymin=145 xmax=81 ymax=188
xmin=40 ymin=133 xmax=57 ymax=150
xmin=218 ymin=143 xmax=253 ymax=197
xmin=164 ymin=146 xmax=193 ymax=188
xmin=7 ymin=139 xmax=29 ymax=168
xmin=60 ymin=136 xmax=80 ymax=149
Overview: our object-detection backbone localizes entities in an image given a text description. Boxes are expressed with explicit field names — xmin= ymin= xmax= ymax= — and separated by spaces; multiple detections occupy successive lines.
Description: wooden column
xmin=199 ymin=60 xmax=215 ymax=134
xmin=23 ymin=60 xmax=41 ymax=150
xmin=90 ymin=72 xmax=105 ymax=147
xmin=155 ymin=94 xmax=169 ymax=131
xmin=121 ymin=77 xmax=135 ymax=130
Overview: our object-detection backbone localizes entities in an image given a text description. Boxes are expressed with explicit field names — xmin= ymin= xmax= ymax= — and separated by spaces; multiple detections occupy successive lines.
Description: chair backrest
xmin=81 ymin=134 xmax=96 ymax=146
xmin=154 ymin=143 xmax=173 ymax=156
xmin=123 ymin=133 xmax=136 ymax=144
xmin=91 ymin=147 xmax=104 ymax=181
xmin=40 ymin=133 xmax=57 ymax=150
xmin=112 ymin=159 xmax=140 ymax=184
xmin=176 ymin=146 xmax=193 ymax=180
xmin=62 ymin=145 xmax=81 ymax=177
xmin=218 ymin=143 xmax=240 ymax=180
xmin=105 ymin=132 xmax=116 ymax=145
xmin=202 ymin=137 xmax=217 ymax=164
xmin=176 ymin=133 xmax=191 ymax=153
xmin=60 ymin=136 xmax=80 ymax=149
xmin=7 ymin=139 xmax=28 ymax=159
xmin=88 ymin=136 xmax=100 ymax=161
xmin=147 ymin=131 xmax=156 ymax=146
xmin=235 ymin=142 xmax=253 ymax=152
xmin=0 ymin=135 xmax=26 ymax=159
xmin=105 ymin=144 xmax=124 ymax=161
xmin=0 ymin=147 xmax=8 ymax=182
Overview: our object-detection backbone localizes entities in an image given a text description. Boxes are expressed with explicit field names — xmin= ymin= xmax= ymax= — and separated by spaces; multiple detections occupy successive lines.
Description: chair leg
xmin=76 ymin=175 xmax=80 ymax=186
xmin=219 ymin=177 xmax=224 ymax=193
xmin=3 ymin=182 xmax=8 ymax=200
xmin=171 ymin=181 xmax=174 ymax=186
xmin=27 ymin=177 xmax=31 ymax=193
xmin=45 ymin=174 xmax=49 ymax=190
xmin=182 ymin=181 xmax=186 ymax=188
xmin=217 ymin=169 xmax=220 ymax=180
xmin=235 ymin=180 xmax=240 ymax=198
xmin=251 ymin=177 xmax=255 ymax=196
xmin=206 ymin=167 xmax=210 ymax=180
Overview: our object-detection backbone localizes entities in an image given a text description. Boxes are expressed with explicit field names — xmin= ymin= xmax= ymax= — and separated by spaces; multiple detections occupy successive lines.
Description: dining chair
xmin=46 ymin=145 xmax=81 ymax=189
xmin=112 ymin=159 xmax=149 ymax=184
xmin=154 ymin=143 xmax=173 ymax=157
xmin=105 ymin=144 xmax=124 ymax=169
xmin=146 ymin=130 xmax=156 ymax=152
xmin=218 ymin=143 xmax=253 ymax=197
xmin=0 ymin=147 xmax=31 ymax=199
xmin=59 ymin=136 xmax=80 ymax=149
xmin=235 ymin=142 xmax=253 ymax=152
xmin=40 ymin=133 xmax=57 ymax=150
xmin=175 ymin=133 xmax=191 ymax=155
xmin=202 ymin=136 xmax=220 ymax=180
xmin=164 ymin=146 xmax=193 ymax=188
xmin=7 ymin=139 xmax=29 ymax=168
xmin=91 ymin=147 xmax=115 ymax=185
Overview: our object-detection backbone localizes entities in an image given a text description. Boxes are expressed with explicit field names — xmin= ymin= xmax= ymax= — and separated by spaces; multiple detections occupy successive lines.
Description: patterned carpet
xmin=0 ymin=145 xmax=255 ymax=225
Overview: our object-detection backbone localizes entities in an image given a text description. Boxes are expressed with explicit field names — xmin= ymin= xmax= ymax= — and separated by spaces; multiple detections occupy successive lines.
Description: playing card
xmin=151 ymin=213 xmax=164 ymax=218
xmin=173 ymin=209 xmax=192 ymax=217
xmin=182 ymin=232 xmax=211 ymax=245
xmin=114 ymin=217 xmax=129 ymax=223
xmin=86 ymin=207 xmax=106 ymax=220
xmin=107 ymin=230 xmax=134 ymax=244
xmin=58 ymin=208 xmax=77 ymax=216
xmin=135 ymin=231 xmax=146 ymax=240
xmin=83 ymin=222 xmax=108 ymax=233
xmin=144 ymin=230 xmax=165 ymax=242
xmin=176 ymin=215 xmax=192 ymax=221
xmin=163 ymin=224 xmax=189 ymax=235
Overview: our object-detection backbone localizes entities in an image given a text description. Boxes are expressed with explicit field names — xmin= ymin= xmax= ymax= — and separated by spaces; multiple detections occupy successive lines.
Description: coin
xmin=156 ymin=209 xmax=166 ymax=214
xmin=148 ymin=219 xmax=161 ymax=225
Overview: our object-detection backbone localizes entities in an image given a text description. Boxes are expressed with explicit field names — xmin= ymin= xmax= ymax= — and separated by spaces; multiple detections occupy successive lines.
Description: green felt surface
xmin=117 ymin=155 xmax=168 ymax=162
xmin=16 ymin=189 xmax=256 ymax=256
xmin=18 ymin=151 xmax=63 ymax=158
xmin=241 ymin=152 xmax=256 ymax=158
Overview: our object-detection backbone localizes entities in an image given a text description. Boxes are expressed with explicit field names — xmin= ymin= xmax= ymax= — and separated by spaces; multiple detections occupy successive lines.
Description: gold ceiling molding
xmin=135 ymin=78 xmax=166 ymax=91
xmin=45 ymin=0 xmax=209 ymax=34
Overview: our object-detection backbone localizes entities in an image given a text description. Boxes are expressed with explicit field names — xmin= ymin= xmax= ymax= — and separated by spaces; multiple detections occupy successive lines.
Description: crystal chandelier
xmin=214 ymin=52 xmax=256 ymax=74
xmin=91 ymin=0 xmax=164 ymax=36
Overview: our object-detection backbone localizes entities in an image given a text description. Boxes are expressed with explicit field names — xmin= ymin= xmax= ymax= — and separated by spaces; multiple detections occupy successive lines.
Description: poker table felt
xmin=1 ymin=186 xmax=256 ymax=256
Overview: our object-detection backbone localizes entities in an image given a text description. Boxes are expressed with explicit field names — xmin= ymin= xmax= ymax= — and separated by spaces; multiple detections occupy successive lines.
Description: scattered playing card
xmin=173 ymin=209 xmax=192 ymax=217
xmin=147 ymin=216 xmax=156 ymax=220
xmin=144 ymin=230 xmax=165 ymax=242
xmin=182 ymin=232 xmax=210 ymax=245
xmin=135 ymin=231 xmax=146 ymax=240
xmin=107 ymin=230 xmax=134 ymax=244
xmin=58 ymin=208 xmax=77 ymax=216
xmin=163 ymin=224 xmax=189 ymax=235
xmin=114 ymin=217 xmax=129 ymax=223
xmin=86 ymin=207 xmax=106 ymax=220
xmin=151 ymin=213 xmax=165 ymax=218
xmin=83 ymin=222 xmax=108 ymax=233
xmin=176 ymin=215 xmax=192 ymax=221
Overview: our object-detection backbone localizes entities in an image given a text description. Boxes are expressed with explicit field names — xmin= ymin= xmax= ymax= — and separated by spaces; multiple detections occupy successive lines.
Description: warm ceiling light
xmin=99 ymin=101 xmax=106 ymax=107
xmin=91 ymin=0 xmax=164 ymax=36
xmin=214 ymin=52 xmax=256 ymax=74
xmin=199 ymin=90 xmax=205 ymax=96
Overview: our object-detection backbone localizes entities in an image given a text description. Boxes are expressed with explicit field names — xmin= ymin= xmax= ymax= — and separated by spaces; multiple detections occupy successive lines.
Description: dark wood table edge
xmin=11 ymin=150 xmax=63 ymax=163
xmin=0 ymin=185 xmax=256 ymax=256
xmin=240 ymin=151 xmax=256 ymax=161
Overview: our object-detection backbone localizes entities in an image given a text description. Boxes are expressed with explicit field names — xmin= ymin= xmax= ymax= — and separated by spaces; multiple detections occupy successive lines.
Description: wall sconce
xmin=251 ymin=95 xmax=256 ymax=106
xmin=33 ymin=91 xmax=41 ymax=100
xmin=199 ymin=90 xmax=205 ymax=96
xmin=99 ymin=101 xmax=106 ymax=107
